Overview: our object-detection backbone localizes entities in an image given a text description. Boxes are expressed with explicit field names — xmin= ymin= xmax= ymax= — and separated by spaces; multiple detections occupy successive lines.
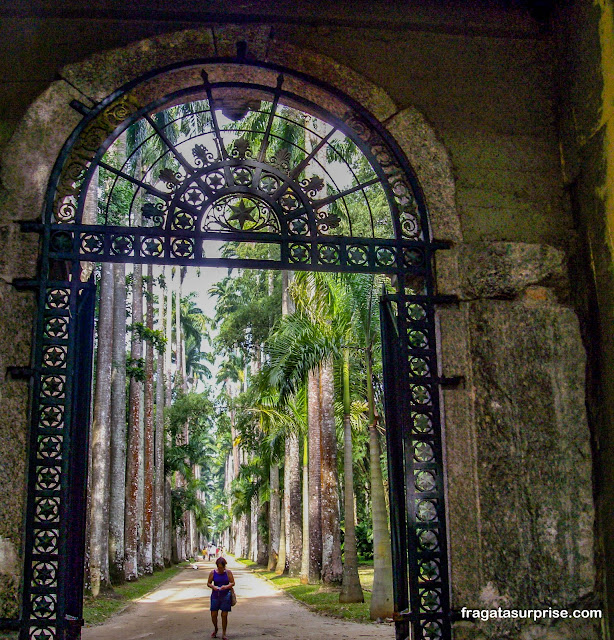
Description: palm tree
xmin=216 ymin=353 xmax=250 ymax=557
xmin=124 ymin=259 xmax=143 ymax=581
xmin=319 ymin=356 xmax=343 ymax=584
xmin=108 ymin=262 xmax=127 ymax=583
xmin=300 ymin=431 xmax=310 ymax=584
xmin=339 ymin=347 xmax=364 ymax=602
xmin=240 ymin=378 xmax=305 ymax=573
xmin=280 ymin=271 xmax=302 ymax=576
xmin=89 ymin=262 xmax=114 ymax=596
xmin=286 ymin=428 xmax=302 ymax=576
xmin=307 ymin=367 xmax=322 ymax=583
xmin=266 ymin=272 xmax=376 ymax=597
xmin=141 ymin=265 xmax=155 ymax=574
xmin=180 ymin=293 xmax=212 ymax=388
xmin=338 ymin=274 xmax=394 ymax=619
xmin=163 ymin=267 xmax=173 ymax=566
xmin=106 ymin=132 xmax=129 ymax=585
xmin=266 ymin=275 xmax=342 ymax=584
xmin=153 ymin=269 xmax=166 ymax=570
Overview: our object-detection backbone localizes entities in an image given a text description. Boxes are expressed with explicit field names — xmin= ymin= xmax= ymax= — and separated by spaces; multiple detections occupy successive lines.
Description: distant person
xmin=208 ymin=542 xmax=216 ymax=561
xmin=208 ymin=557 xmax=235 ymax=640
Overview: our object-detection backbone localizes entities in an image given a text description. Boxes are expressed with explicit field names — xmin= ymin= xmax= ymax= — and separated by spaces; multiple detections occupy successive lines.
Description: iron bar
xmin=311 ymin=177 xmax=380 ymax=209
xmin=98 ymin=161 xmax=171 ymax=201
xmin=289 ymin=126 xmax=336 ymax=179
xmin=201 ymin=72 xmax=228 ymax=161
xmin=257 ymin=74 xmax=284 ymax=162
xmin=144 ymin=113 xmax=193 ymax=173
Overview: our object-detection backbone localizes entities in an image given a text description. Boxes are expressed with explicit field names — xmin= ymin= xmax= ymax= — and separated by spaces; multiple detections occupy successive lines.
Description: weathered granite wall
xmin=553 ymin=1 xmax=614 ymax=638
xmin=438 ymin=243 xmax=598 ymax=639
xmin=0 ymin=80 xmax=86 ymax=620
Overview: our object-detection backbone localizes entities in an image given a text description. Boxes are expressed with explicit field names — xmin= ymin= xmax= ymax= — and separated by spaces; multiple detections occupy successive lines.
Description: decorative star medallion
xmin=228 ymin=199 xmax=257 ymax=229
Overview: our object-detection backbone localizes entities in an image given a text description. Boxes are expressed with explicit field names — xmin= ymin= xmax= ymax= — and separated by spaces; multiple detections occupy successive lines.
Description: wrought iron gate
xmin=381 ymin=291 xmax=452 ymax=640
xmin=14 ymin=60 xmax=453 ymax=640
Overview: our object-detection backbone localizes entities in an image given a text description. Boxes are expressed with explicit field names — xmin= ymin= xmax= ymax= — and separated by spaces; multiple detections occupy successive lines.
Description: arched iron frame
xmin=18 ymin=59 xmax=454 ymax=640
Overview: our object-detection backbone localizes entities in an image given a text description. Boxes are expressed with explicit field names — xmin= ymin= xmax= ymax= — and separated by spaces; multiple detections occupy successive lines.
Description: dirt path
xmin=82 ymin=556 xmax=394 ymax=640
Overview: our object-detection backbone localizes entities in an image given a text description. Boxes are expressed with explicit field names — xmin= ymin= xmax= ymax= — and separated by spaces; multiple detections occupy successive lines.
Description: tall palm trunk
xmin=276 ymin=272 xmax=293 ymax=575
xmin=124 ymin=262 xmax=143 ymax=581
xmin=250 ymin=493 xmax=259 ymax=562
xmin=174 ymin=268 xmax=189 ymax=560
xmin=307 ymin=367 xmax=322 ymax=583
xmin=268 ymin=463 xmax=280 ymax=570
xmin=340 ymin=348 xmax=364 ymax=602
xmin=287 ymin=431 xmax=302 ymax=576
xmin=163 ymin=268 xmax=173 ymax=567
xmin=153 ymin=270 xmax=165 ymax=570
xmin=367 ymin=346 xmax=394 ymax=619
xmin=300 ymin=435 xmax=310 ymax=584
xmin=89 ymin=262 xmax=114 ymax=596
xmin=108 ymin=262 xmax=126 ymax=583
xmin=164 ymin=267 xmax=173 ymax=407
xmin=141 ymin=265 xmax=155 ymax=574
xmin=257 ymin=499 xmax=268 ymax=565
xmin=164 ymin=478 xmax=172 ymax=566
xmin=319 ymin=357 xmax=342 ymax=584
xmin=175 ymin=268 xmax=183 ymax=391
xmin=276 ymin=449 xmax=288 ymax=574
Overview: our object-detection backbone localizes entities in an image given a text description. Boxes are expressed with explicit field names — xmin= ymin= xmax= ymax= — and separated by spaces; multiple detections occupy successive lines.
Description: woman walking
xmin=207 ymin=557 xmax=235 ymax=639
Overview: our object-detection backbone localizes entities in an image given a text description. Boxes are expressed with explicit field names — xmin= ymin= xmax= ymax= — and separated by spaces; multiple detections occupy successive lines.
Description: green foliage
xmin=165 ymin=391 xmax=215 ymax=442
xmin=355 ymin=521 xmax=374 ymax=560
xmin=97 ymin=146 xmax=132 ymax=226
xmin=171 ymin=484 xmax=210 ymax=535
xmin=126 ymin=357 xmax=145 ymax=381
xmin=164 ymin=389 xmax=232 ymax=541
xmin=130 ymin=322 xmax=167 ymax=353
xmin=209 ymin=267 xmax=281 ymax=358
xmin=180 ymin=292 xmax=213 ymax=383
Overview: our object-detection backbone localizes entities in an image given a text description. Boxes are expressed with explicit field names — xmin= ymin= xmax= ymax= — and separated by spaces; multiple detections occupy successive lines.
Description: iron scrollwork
xmin=54 ymin=94 xmax=141 ymax=224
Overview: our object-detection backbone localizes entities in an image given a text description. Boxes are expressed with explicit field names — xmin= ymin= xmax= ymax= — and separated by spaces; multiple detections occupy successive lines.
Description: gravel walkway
xmin=82 ymin=556 xmax=394 ymax=640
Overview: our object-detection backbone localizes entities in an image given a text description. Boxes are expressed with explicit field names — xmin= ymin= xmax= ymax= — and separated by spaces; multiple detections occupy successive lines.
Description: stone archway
xmin=0 ymin=22 xmax=597 ymax=640
xmin=0 ymin=28 xmax=468 ymax=640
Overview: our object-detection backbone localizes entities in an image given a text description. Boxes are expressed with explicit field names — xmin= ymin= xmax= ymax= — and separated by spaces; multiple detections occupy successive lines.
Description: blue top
xmin=212 ymin=569 xmax=230 ymax=599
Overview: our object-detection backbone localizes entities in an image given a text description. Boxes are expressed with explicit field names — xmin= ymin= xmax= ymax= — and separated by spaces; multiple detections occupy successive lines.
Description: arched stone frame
xmin=0 ymin=23 xmax=500 ymax=640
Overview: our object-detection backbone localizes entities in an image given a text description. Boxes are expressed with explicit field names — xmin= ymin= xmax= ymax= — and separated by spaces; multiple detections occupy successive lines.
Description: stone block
xmin=439 ymin=303 xmax=483 ymax=608
xmin=453 ymin=621 xmax=488 ymax=640
xmin=266 ymin=39 xmax=398 ymax=122
xmin=1 ymin=80 xmax=83 ymax=224
xmin=0 ymin=287 xmax=33 ymax=550
xmin=0 ymin=538 xmax=18 ymax=575
xmin=385 ymin=106 xmax=462 ymax=243
xmin=60 ymin=28 xmax=216 ymax=102
xmin=0 ymin=573 xmax=19 ymax=618
xmin=213 ymin=24 xmax=273 ymax=60
xmin=457 ymin=242 xmax=567 ymax=300
xmin=435 ymin=246 xmax=462 ymax=297
xmin=466 ymin=296 xmax=594 ymax=610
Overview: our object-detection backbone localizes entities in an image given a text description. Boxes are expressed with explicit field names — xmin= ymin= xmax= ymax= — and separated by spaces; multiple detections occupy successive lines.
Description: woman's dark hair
xmin=216 ymin=557 xmax=227 ymax=567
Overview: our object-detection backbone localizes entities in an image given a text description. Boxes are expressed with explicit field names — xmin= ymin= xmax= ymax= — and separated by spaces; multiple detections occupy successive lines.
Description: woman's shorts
xmin=210 ymin=590 xmax=232 ymax=612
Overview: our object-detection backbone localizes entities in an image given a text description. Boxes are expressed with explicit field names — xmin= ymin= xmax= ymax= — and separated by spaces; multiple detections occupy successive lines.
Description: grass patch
xmin=83 ymin=564 xmax=185 ymax=626
xmin=358 ymin=562 xmax=374 ymax=592
xmin=236 ymin=558 xmax=377 ymax=623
